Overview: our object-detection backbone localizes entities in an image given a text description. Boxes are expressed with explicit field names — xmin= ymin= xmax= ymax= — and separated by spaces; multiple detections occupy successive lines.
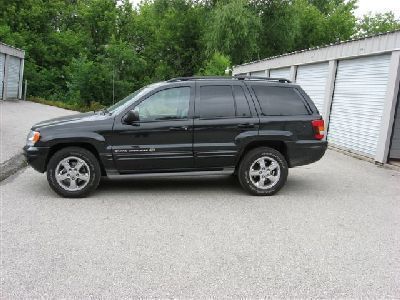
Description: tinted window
xmin=233 ymin=86 xmax=251 ymax=117
xmin=252 ymin=86 xmax=309 ymax=116
xmin=135 ymin=87 xmax=190 ymax=121
xmin=199 ymin=86 xmax=235 ymax=118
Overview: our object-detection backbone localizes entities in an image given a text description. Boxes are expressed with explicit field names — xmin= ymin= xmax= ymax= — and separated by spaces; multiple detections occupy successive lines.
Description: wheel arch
xmin=46 ymin=143 xmax=106 ymax=176
xmin=236 ymin=140 xmax=289 ymax=170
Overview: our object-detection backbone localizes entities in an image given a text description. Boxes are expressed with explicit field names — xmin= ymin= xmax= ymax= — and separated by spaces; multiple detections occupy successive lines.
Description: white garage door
xmin=0 ymin=54 xmax=5 ymax=99
xmin=6 ymin=56 xmax=21 ymax=99
xmin=270 ymin=67 xmax=290 ymax=80
xmin=328 ymin=54 xmax=391 ymax=157
xmin=251 ymin=70 xmax=267 ymax=77
xmin=296 ymin=62 xmax=328 ymax=116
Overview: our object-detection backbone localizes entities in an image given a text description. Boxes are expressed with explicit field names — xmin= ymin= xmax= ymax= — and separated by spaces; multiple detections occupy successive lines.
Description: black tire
xmin=47 ymin=147 xmax=101 ymax=198
xmin=238 ymin=147 xmax=288 ymax=196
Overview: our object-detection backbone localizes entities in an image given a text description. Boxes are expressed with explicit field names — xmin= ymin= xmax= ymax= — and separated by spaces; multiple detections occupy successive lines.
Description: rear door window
xmin=199 ymin=85 xmax=235 ymax=119
xmin=252 ymin=85 xmax=309 ymax=116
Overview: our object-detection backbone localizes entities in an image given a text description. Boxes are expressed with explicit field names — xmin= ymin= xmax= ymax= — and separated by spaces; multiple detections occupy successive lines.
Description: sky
xmin=355 ymin=0 xmax=400 ymax=18
xmin=129 ymin=0 xmax=400 ymax=18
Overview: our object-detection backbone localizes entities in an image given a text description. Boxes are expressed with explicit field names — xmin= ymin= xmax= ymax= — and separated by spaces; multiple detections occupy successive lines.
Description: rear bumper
xmin=23 ymin=145 xmax=50 ymax=173
xmin=286 ymin=140 xmax=327 ymax=167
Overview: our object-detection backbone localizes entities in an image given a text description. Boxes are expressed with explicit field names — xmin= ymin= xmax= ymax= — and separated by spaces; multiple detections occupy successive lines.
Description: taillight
xmin=311 ymin=119 xmax=325 ymax=140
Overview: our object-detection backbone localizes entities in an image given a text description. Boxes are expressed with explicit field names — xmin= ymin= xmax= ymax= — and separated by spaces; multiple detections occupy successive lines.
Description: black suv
xmin=24 ymin=76 xmax=327 ymax=198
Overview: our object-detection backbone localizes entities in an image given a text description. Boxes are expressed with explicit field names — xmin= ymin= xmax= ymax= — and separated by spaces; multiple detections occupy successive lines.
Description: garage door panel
xmin=295 ymin=62 xmax=328 ymax=115
xmin=270 ymin=67 xmax=290 ymax=80
xmin=328 ymin=54 xmax=391 ymax=157
xmin=6 ymin=56 xmax=21 ymax=99
xmin=250 ymin=70 xmax=267 ymax=77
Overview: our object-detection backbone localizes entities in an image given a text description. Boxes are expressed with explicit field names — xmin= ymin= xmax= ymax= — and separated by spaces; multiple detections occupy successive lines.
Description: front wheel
xmin=47 ymin=147 xmax=101 ymax=198
xmin=238 ymin=147 xmax=288 ymax=196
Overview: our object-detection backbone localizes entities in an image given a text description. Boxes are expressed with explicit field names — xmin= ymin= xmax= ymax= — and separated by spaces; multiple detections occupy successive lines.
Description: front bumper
xmin=23 ymin=145 xmax=50 ymax=173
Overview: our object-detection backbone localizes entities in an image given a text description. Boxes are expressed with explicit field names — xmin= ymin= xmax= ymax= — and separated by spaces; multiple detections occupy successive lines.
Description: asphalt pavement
xmin=1 ymin=150 xmax=399 ymax=298
xmin=0 ymin=100 xmax=75 ymax=164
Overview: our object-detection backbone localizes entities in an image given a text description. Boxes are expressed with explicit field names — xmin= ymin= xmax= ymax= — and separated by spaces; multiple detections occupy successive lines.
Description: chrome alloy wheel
xmin=249 ymin=156 xmax=281 ymax=190
xmin=55 ymin=156 xmax=90 ymax=192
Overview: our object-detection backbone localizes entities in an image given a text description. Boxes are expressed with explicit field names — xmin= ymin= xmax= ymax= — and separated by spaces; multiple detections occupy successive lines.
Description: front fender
xmin=33 ymin=129 xmax=115 ymax=174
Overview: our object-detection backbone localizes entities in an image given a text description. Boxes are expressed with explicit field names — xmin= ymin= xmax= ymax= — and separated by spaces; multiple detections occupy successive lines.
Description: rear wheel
xmin=47 ymin=147 xmax=101 ymax=198
xmin=238 ymin=147 xmax=288 ymax=196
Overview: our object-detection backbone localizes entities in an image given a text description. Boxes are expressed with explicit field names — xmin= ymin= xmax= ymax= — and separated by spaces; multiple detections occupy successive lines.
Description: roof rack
xmin=167 ymin=75 xmax=291 ymax=83
xmin=233 ymin=75 xmax=291 ymax=83
xmin=167 ymin=76 xmax=231 ymax=82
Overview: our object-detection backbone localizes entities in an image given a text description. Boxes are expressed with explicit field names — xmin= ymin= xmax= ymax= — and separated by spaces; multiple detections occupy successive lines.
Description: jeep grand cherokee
xmin=24 ymin=76 xmax=327 ymax=198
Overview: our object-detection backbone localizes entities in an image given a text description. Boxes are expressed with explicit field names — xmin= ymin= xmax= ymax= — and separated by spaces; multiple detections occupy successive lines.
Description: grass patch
xmin=28 ymin=97 xmax=105 ymax=112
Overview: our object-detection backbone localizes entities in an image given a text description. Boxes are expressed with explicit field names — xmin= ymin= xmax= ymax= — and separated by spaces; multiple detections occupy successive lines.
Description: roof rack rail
xmin=233 ymin=75 xmax=291 ymax=83
xmin=167 ymin=76 xmax=232 ymax=82
xmin=166 ymin=75 xmax=291 ymax=83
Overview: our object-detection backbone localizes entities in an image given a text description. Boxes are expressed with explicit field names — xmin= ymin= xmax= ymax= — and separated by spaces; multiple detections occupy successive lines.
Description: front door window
xmin=135 ymin=87 xmax=190 ymax=122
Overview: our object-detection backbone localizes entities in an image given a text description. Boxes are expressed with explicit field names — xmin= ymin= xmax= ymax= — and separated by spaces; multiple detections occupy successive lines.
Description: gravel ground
xmin=1 ymin=150 xmax=399 ymax=298
xmin=0 ymin=100 xmax=76 ymax=163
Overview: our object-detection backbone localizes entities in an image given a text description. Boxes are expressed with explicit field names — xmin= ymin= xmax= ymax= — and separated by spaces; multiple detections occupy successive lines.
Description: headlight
xmin=26 ymin=130 xmax=40 ymax=146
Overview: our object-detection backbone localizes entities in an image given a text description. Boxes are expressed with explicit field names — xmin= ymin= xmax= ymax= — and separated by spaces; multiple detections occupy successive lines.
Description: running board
xmin=106 ymin=168 xmax=235 ymax=179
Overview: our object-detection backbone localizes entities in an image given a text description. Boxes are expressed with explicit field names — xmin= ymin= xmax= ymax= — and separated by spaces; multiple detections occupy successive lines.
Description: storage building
xmin=0 ymin=42 xmax=25 ymax=100
xmin=233 ymin=30 xmax=400 ymax=165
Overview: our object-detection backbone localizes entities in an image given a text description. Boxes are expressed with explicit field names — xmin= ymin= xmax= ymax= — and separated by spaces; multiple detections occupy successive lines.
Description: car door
xmin=193 ymin=81 xmax=259 ymax=169
xmin=111 ymin=83 xmax=194 ymax=173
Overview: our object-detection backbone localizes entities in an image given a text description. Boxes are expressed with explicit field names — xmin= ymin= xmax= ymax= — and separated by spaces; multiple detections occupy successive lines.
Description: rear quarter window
xmin=252 ymin=85 xmax=310 ymax=116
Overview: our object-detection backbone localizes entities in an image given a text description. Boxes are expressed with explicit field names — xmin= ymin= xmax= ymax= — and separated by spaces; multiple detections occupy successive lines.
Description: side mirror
xmin=123 ymin=110 xmax=140 ymax=124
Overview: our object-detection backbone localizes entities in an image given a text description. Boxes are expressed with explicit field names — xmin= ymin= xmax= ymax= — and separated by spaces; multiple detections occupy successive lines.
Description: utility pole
xmin=112 ymin=66 xmax=115 ymax=105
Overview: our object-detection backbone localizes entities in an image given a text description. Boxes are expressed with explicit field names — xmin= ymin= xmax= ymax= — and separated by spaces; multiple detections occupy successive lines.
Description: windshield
xmin=106 ymin=83 xmax=159 ymax=114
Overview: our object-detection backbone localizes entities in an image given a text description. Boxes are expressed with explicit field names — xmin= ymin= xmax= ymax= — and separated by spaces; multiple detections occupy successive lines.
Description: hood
xmin=32 ymin=111 xmax=108 ymax=130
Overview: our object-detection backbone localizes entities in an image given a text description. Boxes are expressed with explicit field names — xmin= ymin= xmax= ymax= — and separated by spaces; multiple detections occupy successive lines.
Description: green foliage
xmin=198 ymin=52 xmax=231 ymax=76
xmin=135 ymin=0 xmax=206 ymax=79
xmin=204 ymin=0 xmax=261 ymax=65
xmin=356 ymin=12 xmax=400 ymax=37
xmin=252 ymin=0 xmax=297 ymax=58
xmin=0 ymin=0 xmax=394 ymax=109
xmin=291 ymin=0 xmax=356 ymax=50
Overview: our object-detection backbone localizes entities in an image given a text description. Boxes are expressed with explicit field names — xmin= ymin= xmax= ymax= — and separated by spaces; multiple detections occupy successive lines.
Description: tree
xmin=204 ymin=0 xmax=261 ymax=65
xmin=291 ymin=0 xmax=356 ymax=51
xmin=135 ymin=0 xmax=206 ymax=80
xmin=252 ymin=0 xmax=297 ymax=58
xmin=0 ymin=0 xmax=394 ymax=109
xmin=78 ymin=0 xmax=118 ymax=56
xmin=356 ymin=12 xmax=400 ymax=37
xmin=198 ymin=52 xmax=231 ymax=76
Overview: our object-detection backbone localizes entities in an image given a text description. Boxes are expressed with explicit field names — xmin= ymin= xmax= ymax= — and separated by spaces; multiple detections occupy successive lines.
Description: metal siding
xmin=328 ymin=54 xmax=391 ymax=157
xmin=0 ymin=54 xmax=4 ymax=99
xmin=270 ymin=67 xmax=290 ymax=79
xmin=233 ymin=31 xmax=400 ymax=75
xmin=6 ymin=56 xmax=20 ymax=99
xmin=295 ymin=62 xmax=329 ymax=115
xmin=389 ymin=86 xmax=400 ymax=159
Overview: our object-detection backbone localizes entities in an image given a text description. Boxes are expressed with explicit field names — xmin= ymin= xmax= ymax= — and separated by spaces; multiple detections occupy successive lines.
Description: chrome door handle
xmin=237 ymin=123 xmax=255 ymax=129
xmin=169 ymin=126 xmax=188 ymax=131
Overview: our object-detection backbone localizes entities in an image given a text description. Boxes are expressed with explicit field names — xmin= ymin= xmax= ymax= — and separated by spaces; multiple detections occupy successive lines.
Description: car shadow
xmin=97 ymin=175 xmax=244 ymax=194
xmin=95 ymin=174 xmax=314 ymax=197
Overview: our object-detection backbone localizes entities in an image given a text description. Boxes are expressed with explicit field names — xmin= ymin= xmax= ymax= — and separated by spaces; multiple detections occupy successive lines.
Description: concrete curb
xmin=0 ymin=152 xmax=28 ymax=182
